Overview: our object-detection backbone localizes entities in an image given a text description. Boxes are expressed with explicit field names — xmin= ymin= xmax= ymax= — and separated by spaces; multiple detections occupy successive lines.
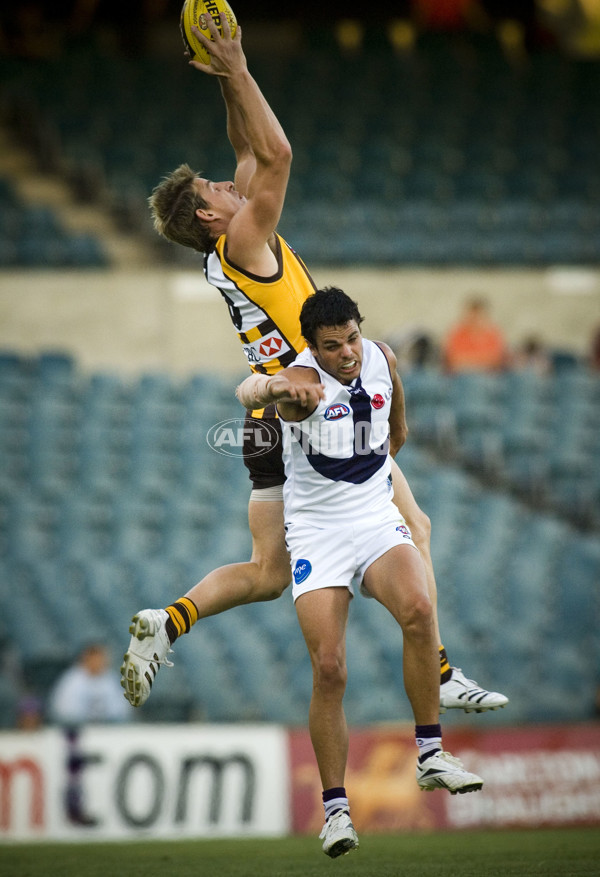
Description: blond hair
xmin=148 ymin=163 xmax=215 ymax=253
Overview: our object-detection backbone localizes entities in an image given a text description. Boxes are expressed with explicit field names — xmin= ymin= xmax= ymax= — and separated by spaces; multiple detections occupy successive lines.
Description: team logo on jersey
xmin=293 ymin=559 xmax=312 ymax=585
xmin=324 ymin=403 xmax=350 ymax=421
xmin=371 ymin=393 xmax=385 ymax=409
xmin=259 ymin=336 xmax=283 ymax=357
xmin=243 ymin=332 xmax=290 ymax=365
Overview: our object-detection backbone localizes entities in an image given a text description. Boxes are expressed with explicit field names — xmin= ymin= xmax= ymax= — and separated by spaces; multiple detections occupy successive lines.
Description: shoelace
xmin=127 ymin=646 xmax=174 ymax=668
xmin=319 ymin=811 xmax=351 ymax=839
xmin=449 ymin=669 xmax=486 ymax=692
xmin=435 ymin=751 xmax=464 ymax=768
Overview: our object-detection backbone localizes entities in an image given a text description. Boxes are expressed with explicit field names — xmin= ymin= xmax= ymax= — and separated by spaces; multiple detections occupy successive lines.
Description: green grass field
xmin=3 ymin=828 xmax=599 ymax=877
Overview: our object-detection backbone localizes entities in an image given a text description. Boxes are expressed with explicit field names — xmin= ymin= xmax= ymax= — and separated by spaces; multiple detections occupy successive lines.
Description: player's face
xmin=194 ymin=177 xmax=246 ymax=220
xmin=310 ymin=320 xmax=363 ymax=385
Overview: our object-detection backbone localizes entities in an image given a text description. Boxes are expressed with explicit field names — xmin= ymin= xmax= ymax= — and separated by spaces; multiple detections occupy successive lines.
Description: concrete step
xmin=0 ymin=126 xmax=156 ymax=268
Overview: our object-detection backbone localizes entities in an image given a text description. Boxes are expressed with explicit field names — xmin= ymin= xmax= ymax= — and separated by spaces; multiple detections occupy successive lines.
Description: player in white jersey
xmin=281 ymin=339 xmax=394 ymax=525
xmin=237 ymin=288 xmax=484 ymax=858
xmin=281 ymin=339 xmax=416 ymax=603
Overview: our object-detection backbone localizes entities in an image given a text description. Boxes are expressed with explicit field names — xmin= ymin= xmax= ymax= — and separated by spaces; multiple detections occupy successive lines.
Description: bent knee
xmin=253 ymin=559 xmax=292 ymax=601
xmin=402 ymin=593 xmax=434 ymax=636
xmin=256 ymin=578 xmax=290 ymax=601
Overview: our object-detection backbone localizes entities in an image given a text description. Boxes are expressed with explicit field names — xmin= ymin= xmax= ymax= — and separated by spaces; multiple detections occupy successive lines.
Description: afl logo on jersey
xmin=293 ymin=559 xmax=312 ymax=585
xmin=324 ymin=403 xmax=350 ymax=421
xmin=371 ymin=393 xmax=385 ymax=409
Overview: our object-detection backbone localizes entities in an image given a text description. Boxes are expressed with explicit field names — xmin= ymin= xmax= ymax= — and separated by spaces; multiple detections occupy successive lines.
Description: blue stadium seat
xmin=0 ymin=674 xmax=19 ymax=728
xmin=4 ymin=491 xmax=60 ymax=560
xmin=0 ymin=560 xmax=68 ymax=667
xmin=553 ymin=536 xmax=600 ymax=640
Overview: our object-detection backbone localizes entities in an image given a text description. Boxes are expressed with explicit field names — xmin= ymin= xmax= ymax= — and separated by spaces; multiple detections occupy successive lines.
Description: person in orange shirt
xmin=443 ymin=297 xmax=509 ymax=373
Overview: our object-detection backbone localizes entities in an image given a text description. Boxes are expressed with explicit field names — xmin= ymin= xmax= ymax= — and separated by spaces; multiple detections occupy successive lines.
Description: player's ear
xmin=195 ymin=207 xmax=215 ymax=222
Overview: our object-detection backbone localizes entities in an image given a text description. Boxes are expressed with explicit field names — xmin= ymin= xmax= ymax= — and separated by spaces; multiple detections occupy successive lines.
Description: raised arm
xmin=190 ymin=14 xmax=292 ymax=272
xmin=219 ymin=76 xmax=256 ymax=196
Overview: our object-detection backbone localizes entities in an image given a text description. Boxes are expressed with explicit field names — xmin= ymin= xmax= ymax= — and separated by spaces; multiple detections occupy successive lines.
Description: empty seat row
xmin=3 ymin=26 xmax=599 ymax=265
xmin=0 ymin=352 xmax=598 ymax=725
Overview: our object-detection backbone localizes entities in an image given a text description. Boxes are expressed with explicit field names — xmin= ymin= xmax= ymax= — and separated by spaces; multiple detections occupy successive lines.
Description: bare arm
xmin=376 ymin=341 xmax=408 ymax=457
xmin=219 ymin=77 xmax=255 ymax=196
xmin=236 ymin=367 xmax=325 ymax=420
xmin=190 ymin=15 xmax=291 ymax=272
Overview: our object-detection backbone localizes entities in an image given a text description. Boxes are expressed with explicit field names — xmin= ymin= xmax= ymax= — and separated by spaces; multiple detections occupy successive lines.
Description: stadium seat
xmin=0 ymin=674 xmax=19 ymax=728
xmin=0 ymin=560 xmax=69 ymax=670
xmin=4 ymin=491 xmax=61 ymax=560
xmin=553 ymin=536 xmax=600 ymax=640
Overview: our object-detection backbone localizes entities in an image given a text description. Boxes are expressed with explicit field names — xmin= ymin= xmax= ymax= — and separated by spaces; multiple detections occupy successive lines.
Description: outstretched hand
xmin=188 ymin=12 xmax=245 ymax=77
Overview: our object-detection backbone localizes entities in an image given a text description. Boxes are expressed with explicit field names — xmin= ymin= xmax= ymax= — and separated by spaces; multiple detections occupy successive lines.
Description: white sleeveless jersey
xmin=280 ymin=339 xmax=394 ymax=527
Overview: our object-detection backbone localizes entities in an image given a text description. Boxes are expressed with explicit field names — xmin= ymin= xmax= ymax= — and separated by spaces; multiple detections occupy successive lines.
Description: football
xmin=180 ymin=0 xmax=238 ymax=65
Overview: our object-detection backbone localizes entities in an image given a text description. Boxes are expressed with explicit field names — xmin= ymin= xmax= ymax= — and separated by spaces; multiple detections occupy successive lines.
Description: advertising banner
xmin=3 ymin=721 xmax=598 ymax=841
xmin=289 ymin=723 xmax=600 ymax=834
xmin=0 ymin=723 xmax=289 ymax=841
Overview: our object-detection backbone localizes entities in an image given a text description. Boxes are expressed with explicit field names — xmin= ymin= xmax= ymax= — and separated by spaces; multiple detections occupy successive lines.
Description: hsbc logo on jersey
xmin=243 ymin=333 xmax=290 ymax=365
xmin=259 ymin=336 xmax=282 ymax=357
xmin=324 ymin=403 xmax=350 ymax=421
xmin=371 ymin=393 xmax=385 ymax=409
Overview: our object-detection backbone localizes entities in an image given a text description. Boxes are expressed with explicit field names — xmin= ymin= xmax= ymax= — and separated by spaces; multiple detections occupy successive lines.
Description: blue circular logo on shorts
xmin=293 ymin=559 xmax=312 ymax=585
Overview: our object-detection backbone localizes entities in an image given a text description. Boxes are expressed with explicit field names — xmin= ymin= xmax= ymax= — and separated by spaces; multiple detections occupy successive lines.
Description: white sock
xmin=323 ymin=787 xmax=349 ymax=820
xmin=416 ymin=723 xmax=442 ymax=763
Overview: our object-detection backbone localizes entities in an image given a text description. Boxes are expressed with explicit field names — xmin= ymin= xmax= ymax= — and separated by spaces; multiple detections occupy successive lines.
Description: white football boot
xmin=417 ymin=750 xmax=484 ymax=794
xmin=121 ymin=608 xmax=173 ymax=707
xmin=440 ymin=667 xmax=509 ymax=713
xmin=319 ymin=810 xmax=359 ymax=858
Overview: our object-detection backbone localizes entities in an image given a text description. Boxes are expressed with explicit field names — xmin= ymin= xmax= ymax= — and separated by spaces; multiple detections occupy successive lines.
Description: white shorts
xmin=286 ymin=507 xmax=417 ymax=602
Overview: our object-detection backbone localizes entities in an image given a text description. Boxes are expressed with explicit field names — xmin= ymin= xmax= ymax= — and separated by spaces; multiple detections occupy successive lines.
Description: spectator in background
xmin=48 ymin=642 xmax=128 ymax=725
xmin=513 ymin=335 xmax=553 ymax=376
xmin=443 ymin=296 xmax=509 ymax=373
xmin=48 ymin=642 xmax=128 ymax=827
xmin=383 ymin=324 xmax=438 ymax=374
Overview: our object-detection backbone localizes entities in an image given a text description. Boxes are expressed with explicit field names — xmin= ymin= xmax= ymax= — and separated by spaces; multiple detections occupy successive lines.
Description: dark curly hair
xmin=300 ymin=286 xmax=364 ymax=347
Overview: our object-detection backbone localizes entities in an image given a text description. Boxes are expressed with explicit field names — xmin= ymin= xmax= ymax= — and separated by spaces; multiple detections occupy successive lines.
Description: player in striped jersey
xmin=121 ymin=13 xmax=507 ymax=718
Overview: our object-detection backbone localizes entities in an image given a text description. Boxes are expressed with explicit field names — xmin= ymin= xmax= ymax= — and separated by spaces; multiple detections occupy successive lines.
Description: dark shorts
xmin=242 ymin=405 xmax=285 ymax=490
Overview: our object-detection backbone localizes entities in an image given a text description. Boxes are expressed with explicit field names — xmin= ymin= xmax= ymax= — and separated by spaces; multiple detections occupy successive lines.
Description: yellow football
xmin=180 ymin=0 xmax=238 ymax=65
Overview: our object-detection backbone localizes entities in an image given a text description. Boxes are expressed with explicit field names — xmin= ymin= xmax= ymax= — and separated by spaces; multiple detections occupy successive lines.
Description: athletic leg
xmin=121 ymin=498 xmax=291 ymax=707
xmin=390 ymin=458 xmax=441 ymax=643
xmin=363 ymin=545 xmax=483 ymax=794
xmin=363 ymin=544 xmax=439 ymax=725
xmin=389 ymin=459 xmax=509 ymax=713
xmin=183 ymin=498 xmax=291 ymax=616
xmin=294 ymin=587 xmax=351 ymax=790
